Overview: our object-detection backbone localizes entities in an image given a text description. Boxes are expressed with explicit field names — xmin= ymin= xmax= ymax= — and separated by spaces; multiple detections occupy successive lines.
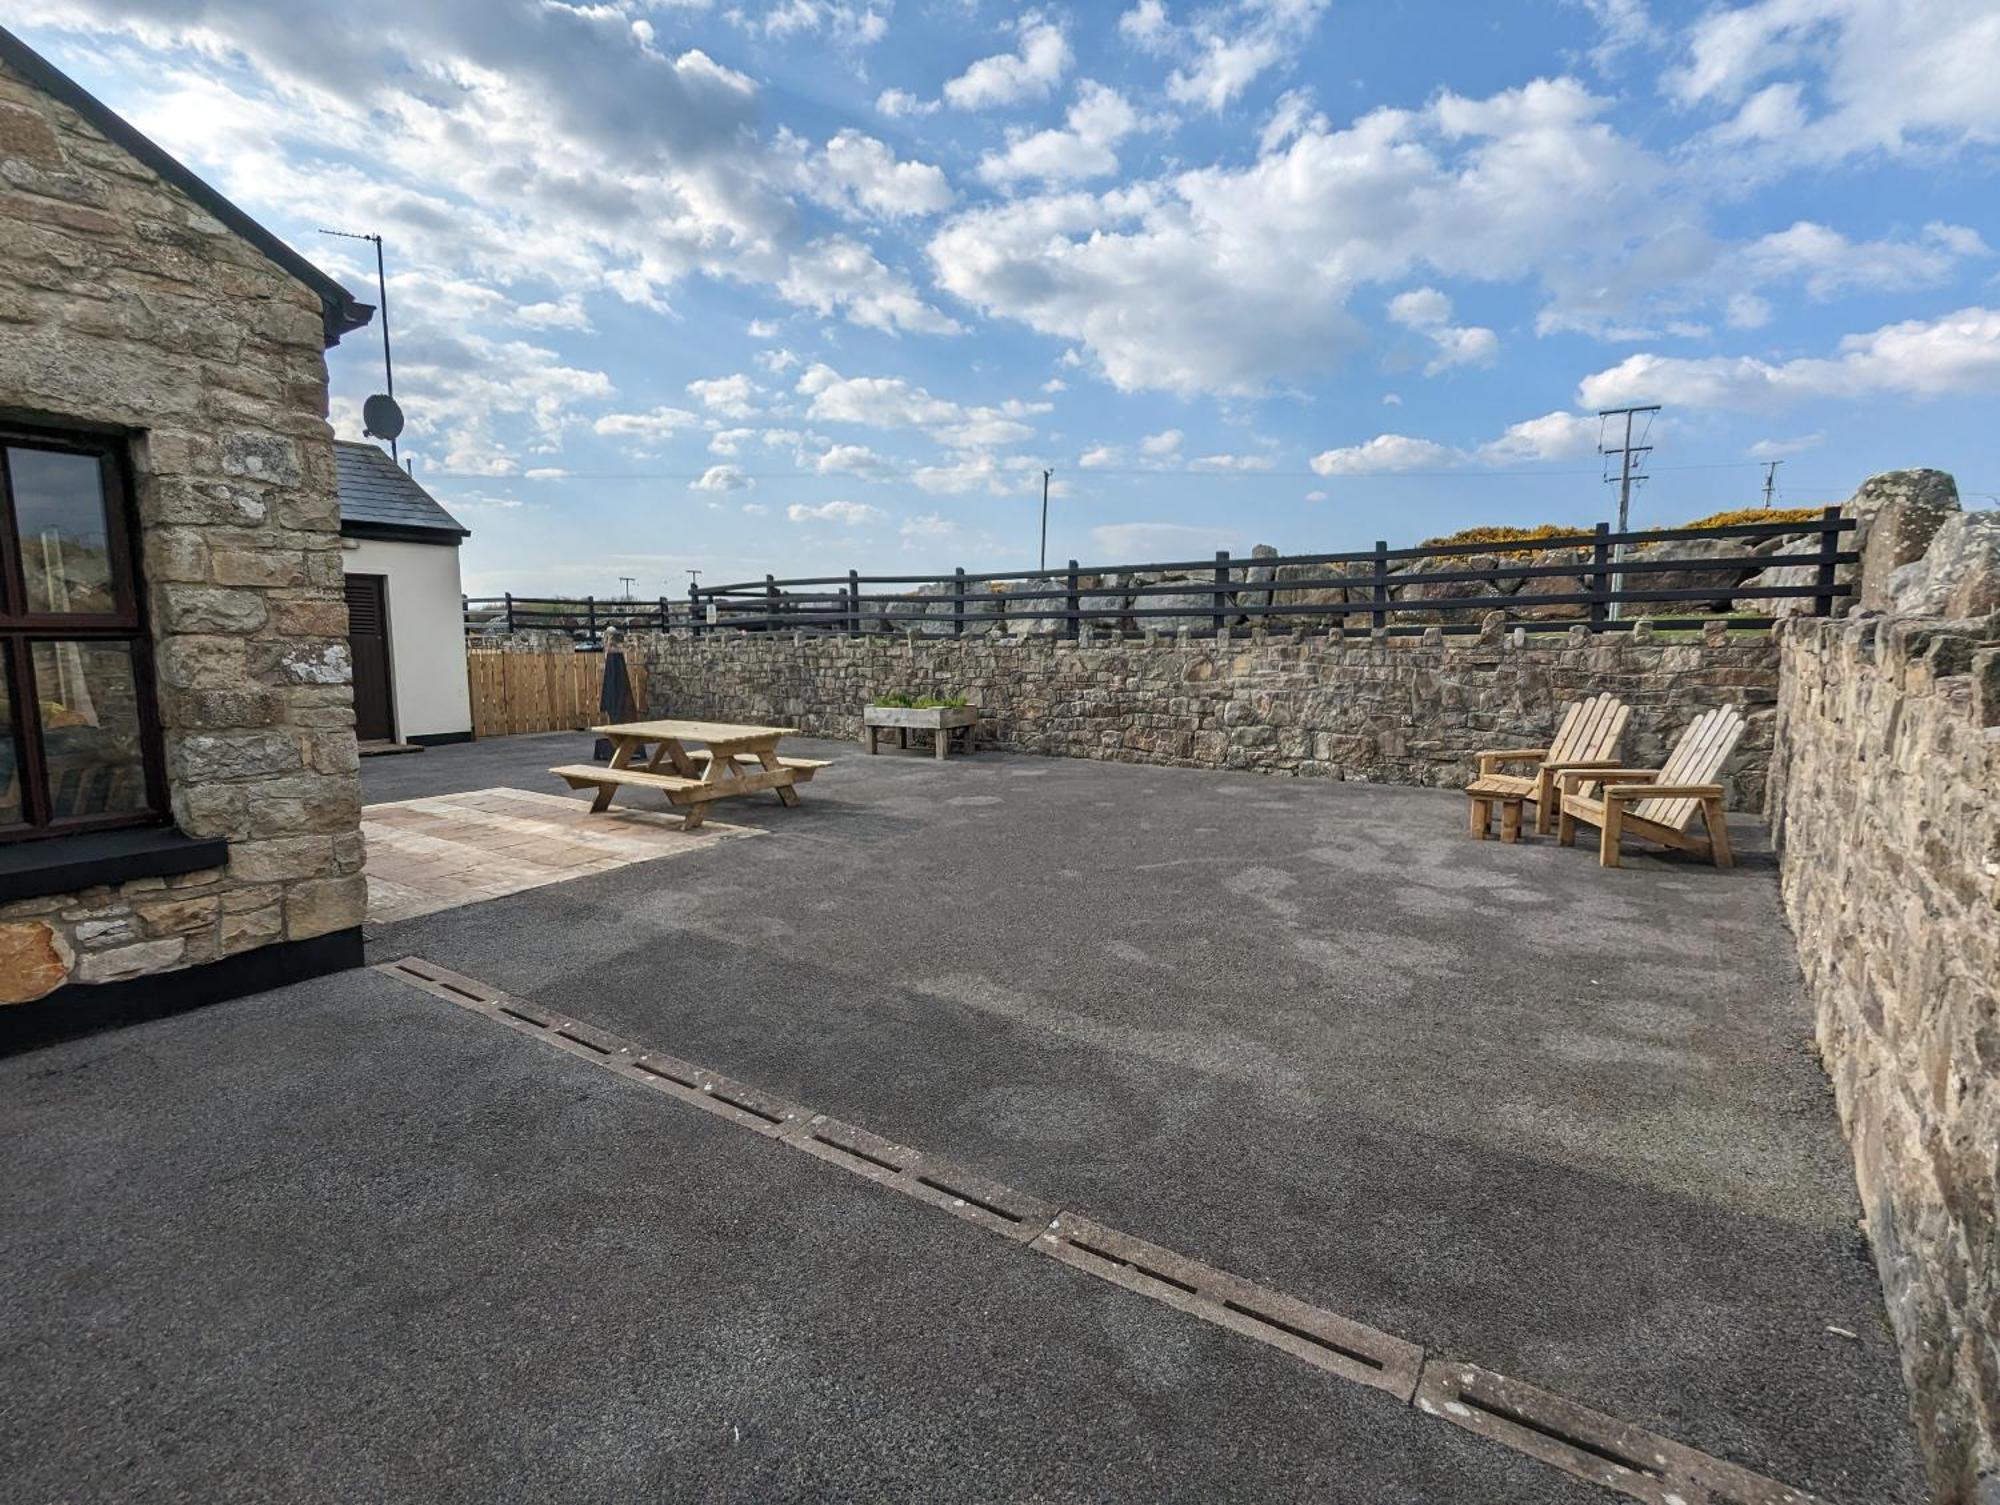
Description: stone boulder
xmin=1619 ymin=536 xmax=1763 ymax=612
xmin=1853 ymin=469 xmax=1961 ymax=612
xmin=1732 ymin=543 xmax=1827 ymax=619
xmin=995 ymin=586 xmax=1070 ymax=635
xmin=1883 ymin=511 xmax=2000 ymax=619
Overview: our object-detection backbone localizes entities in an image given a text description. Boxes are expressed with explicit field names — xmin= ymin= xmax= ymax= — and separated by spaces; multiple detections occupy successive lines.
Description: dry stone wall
xmin=1768 ymin=613 xmax=2000 ymax=1503
xmin=0 ymin=56 xmax=362 ymax=1001
xmin=636 ymin=623 xmax=1782 ymax=806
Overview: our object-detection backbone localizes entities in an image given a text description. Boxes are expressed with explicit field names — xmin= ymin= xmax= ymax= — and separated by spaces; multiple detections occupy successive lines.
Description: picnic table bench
xmin=551 ymin=718 xmax=827 ymax=830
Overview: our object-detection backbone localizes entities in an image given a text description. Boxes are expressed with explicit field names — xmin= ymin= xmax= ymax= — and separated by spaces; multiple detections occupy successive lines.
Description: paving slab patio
xmin=362 ymin=785 xmax=756 ymax=924
xmin=356 ymin=730 xmax=1927 ymax=1505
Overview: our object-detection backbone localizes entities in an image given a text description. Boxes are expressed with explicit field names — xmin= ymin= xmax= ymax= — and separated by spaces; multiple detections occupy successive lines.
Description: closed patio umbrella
xmin=593 ymin=625 xmax=639 ymax=763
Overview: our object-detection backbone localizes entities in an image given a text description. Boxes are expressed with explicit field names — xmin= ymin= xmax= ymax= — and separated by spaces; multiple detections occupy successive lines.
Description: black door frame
xmin=345 ymin=572 xmax=397 ymax=744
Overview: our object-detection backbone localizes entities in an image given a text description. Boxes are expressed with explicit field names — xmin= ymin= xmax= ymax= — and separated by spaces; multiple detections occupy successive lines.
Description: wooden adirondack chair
xmin=1555 ymin=705 xmax=1746 ymax=868
xmin=1466 ymin=693 xmax=1631 ymax=842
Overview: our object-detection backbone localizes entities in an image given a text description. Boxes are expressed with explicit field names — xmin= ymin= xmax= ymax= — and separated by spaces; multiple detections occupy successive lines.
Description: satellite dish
xmin=363 ymin=393 xmax=405 ymax=442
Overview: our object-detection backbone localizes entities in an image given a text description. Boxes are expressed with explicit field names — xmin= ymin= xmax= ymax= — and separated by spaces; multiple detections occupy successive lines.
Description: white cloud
xmin=813 ymin=130 xmax=955 ymax=218
xmin=977 ymin=81 xmax=1145 ymax=186
xmin=777 ymin=238 xmax=962 ymax=335
xmin=1386 ymin=286 xmax=1500 ymax=374
xmin=515 ymin=295 xmax=592 ymax=330
xmin=1667 ymin=0 xmax=2000 ymax=163
xmin=1476 ymin=411 xmax=1601 ymax=464
xmin=1311 ymin=411 xmax=1600 ymax=474
xmin=593 ymin=405 xmax=700 ymax=445
xmin=755 ymin=347 xmax=801 ymax=374
xmin=1735 ymin=220 xmax=1989 ymax=299
xmin=747 ymin=317 xmax=783 ymax=338
xmin=686 ymin=373 xmax=760 ymax=418
xmin=943 ymin=16 xmax=1072 ymax=110
xmin=691 ymin=464 xmax=752 ymax=491
xmin=1090 ymin=522 xmax=1243 ymax=557
xmin=1119 ymin=0 xmax=1173 ymax=50
xmin=1310 ymin=435 xmax=1458 ymax=476
xmin=1079 ymin=445 xmax=1123 ymax=468
xmin=795 ymin=363 xmax=1048 ymax=449
xmin=1140 ymin=429 xmax=1184 ymax=458
xmin=809 ymin=442 xmax=899 ymax=479
xmin=1304 ymin=489 xmax=1329 ymax=501
xmin=788 ymin=500 xmax=887 ymax=525
xmin=709 ymin=427 xmax=757 ymax=455
xmin=1749 ymin=433 xmax=1826 ymax=458
xmin=929 ymin=77 xmax=1652 ymax=396
xmin=876 ymin=88 xmax=939 ymax=117
xmin=1187 ymin=453 xmax=1275 ymax=471
xmin=1578 ymin=306 xmax=2000 ymax=409
xmin=1168 ymin=0 xmax=1330 ymax=112
xmin=900 ymin=512 xmax=959 ymax=539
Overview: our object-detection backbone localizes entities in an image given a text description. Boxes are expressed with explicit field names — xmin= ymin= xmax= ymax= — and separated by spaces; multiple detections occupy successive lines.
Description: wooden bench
xmin=1556 ymin=705 xmax=1746 ymax=869
xmin=553 ymin=718 xmax=820 ymax=830
xmin=1467 ymin=693 xmax=1630 ymax=842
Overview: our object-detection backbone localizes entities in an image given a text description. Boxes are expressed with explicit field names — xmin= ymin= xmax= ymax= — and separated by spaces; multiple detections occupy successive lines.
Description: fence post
xmin=849 ymin=569 xmax=861 ymax=635
xmin=765 ymin=574 xmax=778 ymax=630
xmin=658 ymin=595 xmax=667 ymax=631
xmin=1590 ymin=522 xmax=1611 ymax=629
xmin=688 ymin=583 xmax=702 ymax=639
xmin=586 ymin=596 xmax=596 ymax=636
xmin=1371 ymin=541 xmax=1388 ymax=633
xmin=953 ymin=567 xmax=966 ymax=636
xmin=505 ymin=591 xmax=515 ymax=634
xmin=1813 ymin=505 xmax=1840 ymax=617
xmin=1212 ymin=551 xmax=1230 ymax=633
xmin=1066 ymin=559 xmax=1080 ymax=639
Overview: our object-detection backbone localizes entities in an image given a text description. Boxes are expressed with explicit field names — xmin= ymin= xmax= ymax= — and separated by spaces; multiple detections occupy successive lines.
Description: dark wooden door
xmin=344 ymin=574 xmax=395 ymax=743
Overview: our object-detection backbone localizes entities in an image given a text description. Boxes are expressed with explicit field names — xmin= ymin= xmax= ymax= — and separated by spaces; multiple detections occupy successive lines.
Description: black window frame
xmin=0 ymin=419 xmax=169 ymax=844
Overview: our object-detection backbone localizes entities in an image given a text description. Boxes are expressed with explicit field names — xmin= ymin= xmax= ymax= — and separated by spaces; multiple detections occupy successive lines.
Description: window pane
xmin=32 ymin=640 xmax=150 ymax=821
xmin=0 ymin=658 xmax=19 ymax=827
xmin=8 ymin=446 xmax=119 ymax=615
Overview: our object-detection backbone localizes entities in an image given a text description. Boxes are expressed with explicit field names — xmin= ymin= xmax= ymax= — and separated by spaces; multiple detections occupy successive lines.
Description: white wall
xmin=342 ymin=537 xmax=471 ymax=741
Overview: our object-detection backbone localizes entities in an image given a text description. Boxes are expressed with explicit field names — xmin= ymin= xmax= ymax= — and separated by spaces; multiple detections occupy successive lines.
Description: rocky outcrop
xmin=1852 ymin=470 xmax=1961 ymax=612
xmin=1768 ymin=614 xmax=2000 ymax=1503
xmin=1885 ymin=512 xmax=2000 ymax=620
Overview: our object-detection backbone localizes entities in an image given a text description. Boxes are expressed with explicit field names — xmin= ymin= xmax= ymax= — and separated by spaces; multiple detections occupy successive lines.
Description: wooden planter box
xmin=863 ymin=704 xmax=980 ymax=760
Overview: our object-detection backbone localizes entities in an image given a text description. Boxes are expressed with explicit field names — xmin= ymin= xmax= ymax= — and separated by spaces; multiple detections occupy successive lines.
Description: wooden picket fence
xmin=466 ymin=650 xmax=648 ymax=739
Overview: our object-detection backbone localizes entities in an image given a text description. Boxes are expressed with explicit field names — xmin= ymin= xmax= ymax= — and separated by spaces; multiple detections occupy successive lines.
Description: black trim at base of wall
xmin=407 ymin=730 xmax=473 ymax=747
xmin=0 ymin=927 xmax=364 ymax=1056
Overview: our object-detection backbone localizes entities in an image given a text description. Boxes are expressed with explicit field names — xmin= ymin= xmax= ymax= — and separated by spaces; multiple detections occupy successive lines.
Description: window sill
xmin=0 ymin=826 xmax=229 ymax=904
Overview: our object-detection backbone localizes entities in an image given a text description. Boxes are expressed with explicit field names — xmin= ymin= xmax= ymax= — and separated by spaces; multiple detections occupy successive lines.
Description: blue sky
xmin=10 ymin=0 xmax=1999 ymax=594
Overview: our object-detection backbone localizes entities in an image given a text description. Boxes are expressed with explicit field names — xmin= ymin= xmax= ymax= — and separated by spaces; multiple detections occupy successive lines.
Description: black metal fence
xmin=468 ymin=510 xmax=1854 ymax=641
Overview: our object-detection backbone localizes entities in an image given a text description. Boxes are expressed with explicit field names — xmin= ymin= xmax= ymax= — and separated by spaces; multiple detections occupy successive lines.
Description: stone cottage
xmin=0 ymin=26 xmax=375 ymax=1030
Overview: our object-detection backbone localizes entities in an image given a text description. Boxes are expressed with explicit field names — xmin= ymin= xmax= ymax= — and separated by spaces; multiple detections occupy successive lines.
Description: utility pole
xmin=1039 ymin=468 xmax=1053 ymax=573
xmin=1761 ymin=461 xmax=1780 ymax=508
xmin=318 ymin=229 xmax=399 ymax=462
xmin=618 ymin=575 xmax=636 ymax=599
xmin=1597 ymin=404 xmax=1659 ymax=620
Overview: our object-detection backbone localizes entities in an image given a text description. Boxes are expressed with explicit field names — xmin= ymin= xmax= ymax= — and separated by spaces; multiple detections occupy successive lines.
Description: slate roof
xmin=0 ymin=25 xmax=372 ymax=347
xmin=334 ymin=442 xmax=470 ymax=541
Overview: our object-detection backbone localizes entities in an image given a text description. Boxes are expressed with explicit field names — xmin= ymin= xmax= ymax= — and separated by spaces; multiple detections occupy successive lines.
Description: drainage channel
xmin=377 ymin=956 xmax=1823 ymax=1505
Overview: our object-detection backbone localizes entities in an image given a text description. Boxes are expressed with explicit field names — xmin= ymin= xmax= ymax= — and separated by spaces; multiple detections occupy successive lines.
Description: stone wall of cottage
xmin=1767 ymin=613 xmax=2000 ymax=1502
xmin=634 ymin=621 xmax=1782 ymax=806
xmin=0 ymin=56 xmax=362 ymax=1001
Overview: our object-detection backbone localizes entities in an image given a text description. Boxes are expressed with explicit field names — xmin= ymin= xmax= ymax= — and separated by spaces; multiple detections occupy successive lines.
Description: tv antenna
xmin=1761 ymin=460 xmax=1781 ymax=508
xmin=318 ymin=228 xmax=402 ymax=461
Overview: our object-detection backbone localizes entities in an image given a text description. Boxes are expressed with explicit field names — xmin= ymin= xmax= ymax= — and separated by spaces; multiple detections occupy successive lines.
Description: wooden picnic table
xmin=550 ymin=718 xmax=828 ymax=830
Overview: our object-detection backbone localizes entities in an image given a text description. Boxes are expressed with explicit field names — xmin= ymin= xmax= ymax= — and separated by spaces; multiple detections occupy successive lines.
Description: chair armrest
xmin=1605 ymin=782 xmax=1725 ymax=803
xmin=1556 ymin=767 xmax=1657 ymax=794
xmin=1540 ymin=758 xmax=1632 ymax=771
xmin=1475 ymin=747 xmax=1547 ymax=773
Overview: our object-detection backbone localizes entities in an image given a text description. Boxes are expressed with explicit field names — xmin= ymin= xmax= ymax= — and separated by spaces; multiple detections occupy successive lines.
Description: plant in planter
xmin=863 ymin=692 xmax=980 ymax=759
